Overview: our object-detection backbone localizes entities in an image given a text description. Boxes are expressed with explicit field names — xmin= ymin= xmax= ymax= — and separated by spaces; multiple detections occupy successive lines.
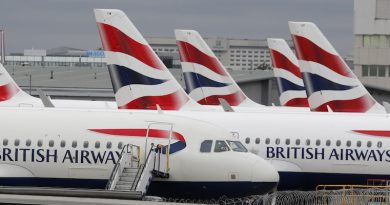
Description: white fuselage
xmin=124 ymin=108 xmax=390 ymax=190
xmin=0 ymin=107 xmax=278 ymax=198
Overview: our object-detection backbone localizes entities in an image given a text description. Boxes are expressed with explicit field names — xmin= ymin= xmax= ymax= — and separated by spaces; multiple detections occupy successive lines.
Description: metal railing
xmin=162 ymin=186 xmax=390 ymax=205
xmin=132 ymin=144 xmax=156 ymax=194
xmin=106 ymin=144 xmax=140 ymax=190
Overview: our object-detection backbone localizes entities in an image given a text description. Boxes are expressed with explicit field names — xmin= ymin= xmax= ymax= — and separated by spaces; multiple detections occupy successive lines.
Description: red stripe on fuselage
xmin=197 ymin=92 xmax=246 ymax=106
xmin=177 ymin=41 xmax=227 ymax=76
xmin=283 ymin=97 xmax=309 ymax=107
xmin=97 ymin=23 xmax=165 ymax=70
xmin=292 ymin=35 xmax=354 ymax=78
xmin=352 ymin=130 xmax=390 ymax=137
xmin=0 ymin=83 xmax=19 ymax=101
xmin=117 ymin=90 xmax=189 ymax=110
xmin=89 ymin=128 xmax=185 ymax=142
xmin=313 ymin=94 xmax=376 ymax=112
xmin=270 ymin=49 xmax=302 ymax=79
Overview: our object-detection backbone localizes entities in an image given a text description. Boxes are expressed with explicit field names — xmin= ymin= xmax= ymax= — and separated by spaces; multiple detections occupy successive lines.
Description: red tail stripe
xmin=97 ymin=23 xmax=165 ymax=70
xmin=313 ymin=94 xmax=376 ymax=112
xmin=177 ymin=41 xmax=227 ymax=76
xmin=292 ymin=35 xmax=354 ymax=78
xmin=197 ymin=92 xmax=246 ymax=106
xmin=352 ymin=130 xmax=390 ymax=137
xmin=0 ymin=83 xmax=19 ymax=101
xmin=270 ymin=49 xmax=302 ymax=78
xmin=118 ymin=91 xmax=189 ymax=110
xmin=283 ymin=97 xmax=309 ymax=107
xmin=89 ymin=128 xmax=185 ymax=142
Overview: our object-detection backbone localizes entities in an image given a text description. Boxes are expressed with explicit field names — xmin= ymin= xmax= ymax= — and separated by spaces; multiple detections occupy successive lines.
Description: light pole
xmin=25 ymin=74 xmax=32 ymax=95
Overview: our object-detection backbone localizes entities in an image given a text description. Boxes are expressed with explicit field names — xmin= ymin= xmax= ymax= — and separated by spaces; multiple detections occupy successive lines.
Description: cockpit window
xmin=214 ymin=140 xmax=230 ymax=152
xmin=200 ymin=140 xmax=213 ymax=153
xmin=227 ymin=140 xmax=248 ymax=152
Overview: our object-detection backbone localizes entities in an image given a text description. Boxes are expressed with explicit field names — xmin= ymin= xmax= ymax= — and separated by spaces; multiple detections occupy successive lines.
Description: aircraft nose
xmin=252 ymin=158 xmax=279 ymax=183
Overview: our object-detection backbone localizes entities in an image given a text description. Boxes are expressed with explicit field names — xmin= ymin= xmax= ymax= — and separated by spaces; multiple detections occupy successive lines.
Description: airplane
xmin=174 ymin=29 xmax=261 ymax=107
xmin=267 ymin=38 xmax=309 ymax=108
xmin=174 ymin=29 xmax=310 ymax=112
xmin=0 ymin=63 xmax=116 ymax=109
xmin=95 ymin=9 xmax=390 ymax=191
xmin=94 ymin=9 xmax=390 ymax=191
xmin=0 ymin=106 xmax=278 ymax=199
xmin=289 ymin=21 xmax=386 ymax=113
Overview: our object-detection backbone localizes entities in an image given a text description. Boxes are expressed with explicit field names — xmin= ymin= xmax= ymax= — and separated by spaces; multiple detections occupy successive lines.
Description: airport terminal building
xmin=354 ymin=0 xmax=390 ymax=94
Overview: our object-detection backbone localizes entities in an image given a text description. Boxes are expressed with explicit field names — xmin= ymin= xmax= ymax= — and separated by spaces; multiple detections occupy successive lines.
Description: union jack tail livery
xmin=267 ymin=38 xmax=309 ymax=107
xmin=0 ymin=63 xmax=41 ymax=105
xmin=94 ymin=9 xmax=195 ymax=110
xmin=288 ymin=22 xmax=385 ymax=113
xmin=175 ymin=29 xmax=262 ymax=107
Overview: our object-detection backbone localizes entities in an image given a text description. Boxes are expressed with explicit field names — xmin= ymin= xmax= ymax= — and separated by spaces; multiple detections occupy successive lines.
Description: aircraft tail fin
xmin=94 ymin=9 xmax=197 ymax=110
xmin=175 ymin=29 xmax=262 ymax=107
xmin=0 ymin=63 xmax=41 ymax=104
xmin=267 ymin=38 xmax=309 ymax=107
xmin=289 ymin=21 xmax=385 ymax=113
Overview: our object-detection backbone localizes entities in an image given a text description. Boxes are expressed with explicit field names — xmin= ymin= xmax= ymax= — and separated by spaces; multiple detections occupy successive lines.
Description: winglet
xmin=218 ymin=98 xmax=234 ymax=112
xmin=383 ymin=101 xmax=390 ymax=113
xmin=36 ymin=88 xmax=55 ymax=108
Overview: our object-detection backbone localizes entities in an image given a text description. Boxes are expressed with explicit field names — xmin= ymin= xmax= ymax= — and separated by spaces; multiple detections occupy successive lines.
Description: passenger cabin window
xmin=83 ymin=141 xmax=89 ymax=148
xmin=14 ymin=139 xmax=20 ymax=146
xmin=275 ymin=138 xmax=280 ymax=145
xmin=285 ymin=139 xmax=290 ymax=145
xmin=245 ymin=137 xmax=250 ymax=144
xmin=72 ymin=141 xmax=77 ymax=148
xmin=60 ymin=140 xmax=66 ymax=148
xmin=38 ymin=140 xmax=43 ymax=147
xmin=26 ymin=139 xmax=31 ymax=147
xmin=306 ymin=139 xmax=310 ymax=146
xmin=296 ymin=139 xmax=300 ymax=145
xmin=3 ymin=139 xmax=8 ymax=146
xmin=336 ymin=140 xmax=341 ymax=147
xmin=346 ymin=140 xmax=351 ymax=147
xmin=265 ymin=138 xmax=270 ymax=144
xmin=315 ymin=140 xmax=321 ymax=146
xmin=326 ymin=140 xmax=331 ymax=146
xmin=255 ymin=138 xmax=260 ymax=144
xmin=357 ymin=141 xmax=362 ymax=147
xmin=95 ymin=141 xmax=100 ymax=149
xmin=200 ymin=140 xmax=213 ymax=153
xmin=118 ymin=142 xmax=124 ymax=150
xmin=227 ymin=140 xmax=248 ymax=152
xmin=106 ymin=142 xmax=112 ymax=149
xmin=377 ymin=141 xmax=383 ymax=148
xmin=49 ymin=140 xmax=54 ymax=147
xmin=214 ymin=140 xmax=230 ymax=152
xmin=367 ymin=141 xmax=372 ymax=148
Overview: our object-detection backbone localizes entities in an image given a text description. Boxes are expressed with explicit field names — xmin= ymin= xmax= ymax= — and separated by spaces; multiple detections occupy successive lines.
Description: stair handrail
xmin=132 ymin=144 xmax=155 ymax=191
xmin=106 ymin=143 xmax=140 ymax=190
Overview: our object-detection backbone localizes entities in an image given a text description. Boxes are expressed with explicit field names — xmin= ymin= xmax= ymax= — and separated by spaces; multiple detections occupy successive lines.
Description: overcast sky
xmin=0 ymin=0 xmax=353 ymax=56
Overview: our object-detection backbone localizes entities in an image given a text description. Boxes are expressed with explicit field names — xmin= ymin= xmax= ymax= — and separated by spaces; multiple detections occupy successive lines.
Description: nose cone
xmin=252 ymin=158 xmax=279 ymax=183
xmin=249 ymin=158 xmax=279 ymax=194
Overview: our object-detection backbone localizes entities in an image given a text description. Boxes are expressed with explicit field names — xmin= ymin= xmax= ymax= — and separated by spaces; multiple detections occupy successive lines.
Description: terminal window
xmin=376 ymin=0 xmax=390 ymax=20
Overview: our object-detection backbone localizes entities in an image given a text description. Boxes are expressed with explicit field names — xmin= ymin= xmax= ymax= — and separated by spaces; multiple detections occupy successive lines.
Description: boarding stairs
xmin=106 ymin=143 xmax=171 ymax=196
